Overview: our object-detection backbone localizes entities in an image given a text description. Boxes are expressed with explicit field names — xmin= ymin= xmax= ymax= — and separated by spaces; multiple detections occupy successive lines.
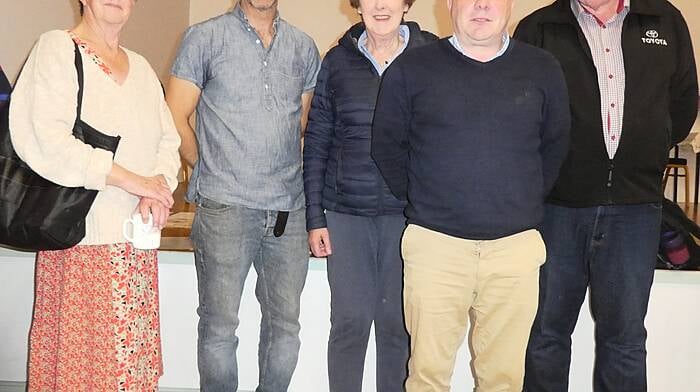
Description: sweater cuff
xmin=305 ymin=210 xmax=327 ymax=231
xmin=84 ymin=148 xmax=114 ymax=191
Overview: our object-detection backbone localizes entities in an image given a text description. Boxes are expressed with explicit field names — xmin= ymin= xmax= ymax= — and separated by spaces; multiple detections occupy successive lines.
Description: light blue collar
xmin=449 ymin=33 xmax=510 ymax=62
xmin=358 ymin=25 xmax=410 ymax=76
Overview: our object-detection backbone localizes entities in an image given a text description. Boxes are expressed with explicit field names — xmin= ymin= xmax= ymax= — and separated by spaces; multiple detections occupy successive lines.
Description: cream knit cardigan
xmin=9 ymin=30 xmax=181 ymax=245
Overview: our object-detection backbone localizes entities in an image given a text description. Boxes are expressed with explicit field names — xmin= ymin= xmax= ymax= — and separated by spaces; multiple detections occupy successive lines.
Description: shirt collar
xmin=571 ymin=0 xmax=630 ymax=21
xmin=357 ymin=25 xmax=411 ymax=75
xmin=358 ymin=25 xmax=411 ymax=53
xmin=233 ymin=1 xmax=280 ymax=30
xmin=449 ymin=33 xmax=510 ymax=62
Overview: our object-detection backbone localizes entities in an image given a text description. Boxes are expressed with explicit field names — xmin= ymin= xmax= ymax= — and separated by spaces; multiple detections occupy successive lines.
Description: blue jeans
xmin=325 ymin=212 xmax=410 ymax=392
xmin=191 ymin=197 xmax=309 ymax=392
xmin=524 ymin=203 xmax=662 ymax=392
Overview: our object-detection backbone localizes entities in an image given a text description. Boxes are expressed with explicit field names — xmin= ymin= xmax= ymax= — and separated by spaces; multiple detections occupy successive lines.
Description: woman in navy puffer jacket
xmin=303 ymin=0 xmax=436 ymax=390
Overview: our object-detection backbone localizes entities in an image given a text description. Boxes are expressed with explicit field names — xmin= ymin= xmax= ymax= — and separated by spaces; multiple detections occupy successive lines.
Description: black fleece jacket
xmin=515 ymin=0 xmax=698 ymax=206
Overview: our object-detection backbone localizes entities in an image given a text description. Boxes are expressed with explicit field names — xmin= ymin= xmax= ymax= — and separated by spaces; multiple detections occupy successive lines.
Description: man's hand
xmin=308 ymin=228 xmax=332 ymax=257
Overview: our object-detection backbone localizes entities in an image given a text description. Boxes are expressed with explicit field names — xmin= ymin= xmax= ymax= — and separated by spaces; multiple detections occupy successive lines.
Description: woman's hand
xmin=107 ymin=164 xmax=174 ymax=208
xmin=153 ymin=174 xmax=169 ymax=187
xmin=136 ymin=197 xmax=171 ymax=230
xmin=308 ymin=228 xmax=332 ymax=257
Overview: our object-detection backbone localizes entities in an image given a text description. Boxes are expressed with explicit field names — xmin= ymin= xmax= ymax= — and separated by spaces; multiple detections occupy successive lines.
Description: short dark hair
xmin=78 ymin=1 xmax=84 ymax=15
xmin=349 ymin=0 xmax=415 ymax=9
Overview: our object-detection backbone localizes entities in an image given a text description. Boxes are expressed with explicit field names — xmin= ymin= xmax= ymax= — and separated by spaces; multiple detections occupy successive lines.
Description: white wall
xmin=0 ymin=0 xmax=78 ymax=83
xmin=2 ymin=1 xmax=695 ymax=93
xmin=3 ymin=1 xmax=697 ymax=86
xmin=119 ymin=0 xmax=190 ymax=82
xmin=1 ymin=0 xmax=190 ymax=83
xmin=673 ymin=0 xmax=700 ymax=83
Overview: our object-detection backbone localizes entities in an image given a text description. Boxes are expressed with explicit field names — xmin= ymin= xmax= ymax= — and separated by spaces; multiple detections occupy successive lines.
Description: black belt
xmin=273 ymin=211 xmax=289 ymax=237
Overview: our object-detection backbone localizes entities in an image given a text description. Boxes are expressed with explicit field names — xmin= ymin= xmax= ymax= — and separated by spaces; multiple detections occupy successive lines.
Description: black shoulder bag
xmin=0 ymin=41 xmax=121 ymax=251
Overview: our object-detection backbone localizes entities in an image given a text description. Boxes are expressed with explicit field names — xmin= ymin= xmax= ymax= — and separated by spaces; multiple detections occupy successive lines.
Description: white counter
xmin=1 ymin=249 xmax=699 ymax=391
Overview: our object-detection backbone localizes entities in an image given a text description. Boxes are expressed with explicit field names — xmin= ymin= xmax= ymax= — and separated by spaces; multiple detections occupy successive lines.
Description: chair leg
xmin=662 ymin=167 xmax=671 ymax=192
xmin=684 ymin=166 xmax=691 ymax=204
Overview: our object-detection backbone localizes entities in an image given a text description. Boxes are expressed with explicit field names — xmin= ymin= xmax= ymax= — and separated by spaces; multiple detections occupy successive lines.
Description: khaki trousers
xmin=402 ymin=224 xmax=545 ymax=392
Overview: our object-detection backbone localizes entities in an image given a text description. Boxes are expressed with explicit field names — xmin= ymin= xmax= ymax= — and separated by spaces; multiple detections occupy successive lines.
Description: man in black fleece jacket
xmin=515 ymin=1 xmax=698 ymax=391
xmin=371 ymin=0 xmax=570 ymax=390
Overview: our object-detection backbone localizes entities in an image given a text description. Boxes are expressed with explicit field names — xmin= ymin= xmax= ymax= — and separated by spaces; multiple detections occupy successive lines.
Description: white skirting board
xmin=0 ymin=381 xmax=24 ymax=392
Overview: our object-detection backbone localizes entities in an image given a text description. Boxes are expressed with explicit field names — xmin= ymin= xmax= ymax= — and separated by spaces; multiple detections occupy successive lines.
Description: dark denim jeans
xmin=524 ymin=203 xmax=662 ymax=392
xmin=325 ymin=211 xmax=410 ymax=392
xmin=191 ymin=197 xmax=309 ymax=392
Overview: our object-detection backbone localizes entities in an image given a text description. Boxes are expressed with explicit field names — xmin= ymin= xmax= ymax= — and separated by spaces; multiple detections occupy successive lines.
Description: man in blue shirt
xmin=167 ymin=1 xmax=320 ymax=390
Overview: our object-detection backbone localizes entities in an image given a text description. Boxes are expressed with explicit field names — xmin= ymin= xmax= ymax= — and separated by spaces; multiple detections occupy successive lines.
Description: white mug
xmin=123 ymin=212 xmax=161 ymax=250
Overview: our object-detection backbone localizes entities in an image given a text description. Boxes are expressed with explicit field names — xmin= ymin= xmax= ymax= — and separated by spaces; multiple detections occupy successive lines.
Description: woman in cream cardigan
xmin=9 ymin=0 xmax=180 ymax=390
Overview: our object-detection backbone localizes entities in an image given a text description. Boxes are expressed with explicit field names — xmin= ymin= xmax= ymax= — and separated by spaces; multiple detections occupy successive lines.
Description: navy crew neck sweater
xmin=371 ymin=38 xmax=570 ymax=240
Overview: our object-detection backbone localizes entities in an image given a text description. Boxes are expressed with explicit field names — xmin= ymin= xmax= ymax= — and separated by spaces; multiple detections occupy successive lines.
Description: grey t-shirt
xmin=171 ymin=4 xmax=320 ymax=211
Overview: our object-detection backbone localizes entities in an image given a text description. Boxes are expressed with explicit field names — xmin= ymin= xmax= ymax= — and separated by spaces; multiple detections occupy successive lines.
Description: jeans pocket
xmin=196 ymin=196 xmax=231 ymax=213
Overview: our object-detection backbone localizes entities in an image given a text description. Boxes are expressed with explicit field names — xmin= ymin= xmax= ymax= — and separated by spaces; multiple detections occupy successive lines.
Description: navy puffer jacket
xmin=303 ymin=22 xmax=437 ymax=231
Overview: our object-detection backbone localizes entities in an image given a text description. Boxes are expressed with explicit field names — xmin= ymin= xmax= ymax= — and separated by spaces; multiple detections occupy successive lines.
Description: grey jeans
xmin=191 ymin=196 xmax=309 ymax=392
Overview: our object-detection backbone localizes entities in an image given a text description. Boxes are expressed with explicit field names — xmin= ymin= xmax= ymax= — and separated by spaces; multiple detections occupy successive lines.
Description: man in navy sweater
xmin=371 ymin=0 xmax=570 ymax=390
xmin=515 ymin=1 xmax=698 ymax=391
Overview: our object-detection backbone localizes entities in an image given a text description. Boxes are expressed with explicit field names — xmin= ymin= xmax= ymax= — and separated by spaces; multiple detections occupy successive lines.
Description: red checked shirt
xmin=571 ymin=0 xmax=630 ymax=159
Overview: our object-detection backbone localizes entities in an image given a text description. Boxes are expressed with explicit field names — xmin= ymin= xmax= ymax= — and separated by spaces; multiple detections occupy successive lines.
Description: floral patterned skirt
xmin=27 ymin=243 xmax=163 ymax=392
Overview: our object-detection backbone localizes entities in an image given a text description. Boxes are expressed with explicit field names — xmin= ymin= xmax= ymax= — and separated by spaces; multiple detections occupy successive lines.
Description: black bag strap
xmin=68 ymin=39 xmax=120 ymax=152
xmin=72 ymin=41 xmax=85 ymax=119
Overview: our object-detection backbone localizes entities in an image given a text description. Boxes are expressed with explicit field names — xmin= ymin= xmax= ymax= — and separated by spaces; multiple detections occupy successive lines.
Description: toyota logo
xmin=646 ymin=30 xmax=659 ymax=38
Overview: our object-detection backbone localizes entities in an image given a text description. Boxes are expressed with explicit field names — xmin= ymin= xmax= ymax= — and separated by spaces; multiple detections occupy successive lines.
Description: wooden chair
xmin=663 ymin=157 xmax=690 ymax=203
